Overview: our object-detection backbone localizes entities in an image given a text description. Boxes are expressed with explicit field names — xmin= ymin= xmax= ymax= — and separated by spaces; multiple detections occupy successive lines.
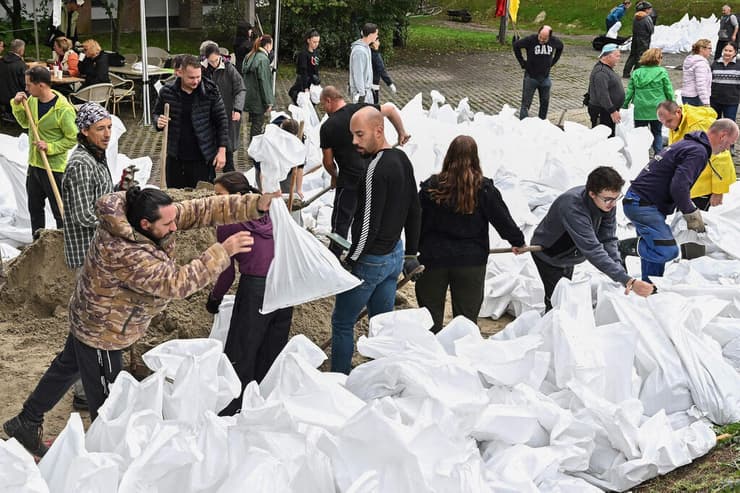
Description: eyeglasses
xmin=596 ymin=193 xmax=623 ymax=204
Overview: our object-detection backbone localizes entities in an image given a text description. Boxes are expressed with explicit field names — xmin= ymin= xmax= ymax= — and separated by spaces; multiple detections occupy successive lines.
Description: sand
xmin=0 ymin=191 xmax=509 ymax=438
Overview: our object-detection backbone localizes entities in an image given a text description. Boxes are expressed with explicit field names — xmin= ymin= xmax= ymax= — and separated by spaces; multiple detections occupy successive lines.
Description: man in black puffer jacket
xmin=153 ymin=54 xmax=229 ymax=188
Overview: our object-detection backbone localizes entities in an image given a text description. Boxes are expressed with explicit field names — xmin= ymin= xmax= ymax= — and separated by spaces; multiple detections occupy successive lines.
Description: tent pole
xmin=32 ymin=0 xmax=40 ymax=61
xmin=165 ymin=0 xmax=170 ymax=53
xmin=140 ymin=0 xmax=150 ymax=126
xmin=272 ymin=0 xmax=280 ymax=97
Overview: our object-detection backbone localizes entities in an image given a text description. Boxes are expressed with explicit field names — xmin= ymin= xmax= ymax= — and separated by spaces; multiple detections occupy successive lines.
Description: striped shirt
xmin=62 ymin=141 xmax=113 ymax=268
xmin=710 ymin=58 xmax=740 ymax=105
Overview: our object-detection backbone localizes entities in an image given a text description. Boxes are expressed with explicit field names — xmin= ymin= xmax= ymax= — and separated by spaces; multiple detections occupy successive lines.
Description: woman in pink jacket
xmin=682 ymin=39 xmax=713 ymax=106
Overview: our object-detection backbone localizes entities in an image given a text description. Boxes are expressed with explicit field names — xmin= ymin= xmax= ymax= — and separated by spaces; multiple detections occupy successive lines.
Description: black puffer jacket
xmin=152 ymin=77 xmax=229 ymax=161
xmin=0 ymin=53 xmax=26 ymax=106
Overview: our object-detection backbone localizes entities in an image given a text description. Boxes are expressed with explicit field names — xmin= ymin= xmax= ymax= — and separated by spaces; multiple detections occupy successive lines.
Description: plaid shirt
xmin=62 ymin=141 xmax=113 ymax=268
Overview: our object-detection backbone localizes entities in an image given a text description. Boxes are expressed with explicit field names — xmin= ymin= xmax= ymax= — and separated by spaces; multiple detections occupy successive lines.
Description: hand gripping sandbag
xmin=261 ymin=197 xmax=361 ymax=314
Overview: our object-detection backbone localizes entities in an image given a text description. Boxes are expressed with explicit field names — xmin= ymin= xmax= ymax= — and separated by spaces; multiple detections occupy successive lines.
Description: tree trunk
xmin=112 ymin=0 xmax=124 ymax=51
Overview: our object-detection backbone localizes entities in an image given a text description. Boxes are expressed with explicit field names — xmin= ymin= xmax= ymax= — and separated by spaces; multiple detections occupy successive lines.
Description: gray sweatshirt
xmin=531 ymin=186 xmax=630 ymax=285
xmin=349 ymin=39 xmax=373 ymax=103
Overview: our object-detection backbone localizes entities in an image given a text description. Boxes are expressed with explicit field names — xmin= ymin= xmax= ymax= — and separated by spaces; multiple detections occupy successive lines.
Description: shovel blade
xmin=680 ymin=242 xmax=706 ymax=260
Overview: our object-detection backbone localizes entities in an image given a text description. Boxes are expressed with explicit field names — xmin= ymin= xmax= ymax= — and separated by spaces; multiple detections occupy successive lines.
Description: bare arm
xmin=380 ymin=103 xmax=410 ymax=146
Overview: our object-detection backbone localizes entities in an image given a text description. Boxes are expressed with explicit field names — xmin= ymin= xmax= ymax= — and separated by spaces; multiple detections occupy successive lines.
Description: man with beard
xmin=329 ymin=106 xmax=421 ymax=374
xmin=3 ymin=184 xmax=279 ymax=457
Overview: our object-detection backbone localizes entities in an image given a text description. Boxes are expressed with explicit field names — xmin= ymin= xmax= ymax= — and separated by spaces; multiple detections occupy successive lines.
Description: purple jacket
xmin=211 ymin=214 xmax=274 ymax=299
xmin=628 ymin=131 xmax=711 ymax=216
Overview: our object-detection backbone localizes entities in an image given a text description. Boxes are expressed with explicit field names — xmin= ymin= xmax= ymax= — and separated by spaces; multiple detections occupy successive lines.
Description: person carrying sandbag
xmin=206 ymin=171 xmax=293 ymax=416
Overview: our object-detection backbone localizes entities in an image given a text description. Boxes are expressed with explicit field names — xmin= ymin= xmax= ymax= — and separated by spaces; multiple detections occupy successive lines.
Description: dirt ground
xmin=0 ymin=190 xmax=509 ymax=439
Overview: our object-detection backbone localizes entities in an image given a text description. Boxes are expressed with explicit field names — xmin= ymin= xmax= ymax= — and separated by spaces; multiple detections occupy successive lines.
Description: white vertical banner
xmin=52 ymin=0 xmax=62 ymax=27
xmin=140 ymin=0 xmax=151 ymax=126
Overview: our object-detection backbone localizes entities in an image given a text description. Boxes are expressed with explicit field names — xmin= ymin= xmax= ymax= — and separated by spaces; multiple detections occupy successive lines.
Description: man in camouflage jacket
xmin=3 ymin=187 xmax=276 ymax=457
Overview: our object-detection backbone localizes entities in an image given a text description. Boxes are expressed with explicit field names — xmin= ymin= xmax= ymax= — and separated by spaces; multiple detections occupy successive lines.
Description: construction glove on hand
xmin=389 ymin=83 xmax=397 ymax=94
xmin=403 ymin=257 xmax=423 ymax=281
xmin=205 ymin=296 xmax=222 ymax=314
xmin=117 ymin=165 xmax=139 ymax=191
xmin=684 ymin=209 xmax=706 ymax=233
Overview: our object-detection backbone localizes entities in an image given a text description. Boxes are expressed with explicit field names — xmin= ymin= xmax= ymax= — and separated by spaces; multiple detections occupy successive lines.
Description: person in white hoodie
xmin=682 ymin=39 xmax=713 ymax=106
xmin=349 ymin=23 xmax=378 ymax=104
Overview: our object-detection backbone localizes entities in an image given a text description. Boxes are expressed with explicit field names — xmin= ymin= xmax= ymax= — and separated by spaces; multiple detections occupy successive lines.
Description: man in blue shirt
xmin=606 ymin=1 xmax=632 ymax=32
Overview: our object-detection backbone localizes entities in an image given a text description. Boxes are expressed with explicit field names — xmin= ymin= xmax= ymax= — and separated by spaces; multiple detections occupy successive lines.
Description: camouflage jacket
xmin=69 ymin=191 xmax=263 ymax=350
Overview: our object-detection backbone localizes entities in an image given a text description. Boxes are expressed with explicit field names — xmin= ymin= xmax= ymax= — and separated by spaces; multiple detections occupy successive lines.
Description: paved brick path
xmin=113 ymin=41 xmax=716 ymax=186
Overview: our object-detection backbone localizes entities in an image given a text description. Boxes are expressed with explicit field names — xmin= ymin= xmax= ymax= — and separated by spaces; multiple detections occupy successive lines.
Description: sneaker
xmin=72 ymin=394 xmax=89 ymax=411
xmin=3 ymin=414 xmax=48 ymax=457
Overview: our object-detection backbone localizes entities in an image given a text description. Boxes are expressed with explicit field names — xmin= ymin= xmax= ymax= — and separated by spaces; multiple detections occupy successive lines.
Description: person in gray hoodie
xmin=349 ymin=23 xmax=378 ymax=104
xmin=531 ymin=166 xmax=654 ymax=311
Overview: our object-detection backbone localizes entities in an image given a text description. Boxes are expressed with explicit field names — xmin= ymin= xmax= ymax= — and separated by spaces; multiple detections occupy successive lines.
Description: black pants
xmin=288 ymin=77 xmax=302 ymax=105
xmin=165 ymin=156 xmax=215 ymax=189
xmin=220 ymin=275 xmax=292 ymax=416
xmin=21 ymin=332 xmax=122 ymax=423
xmin=248 ymin=112 xmax=266 ymax=189
xmin=27 ymin=165 xmax=64 ymax=238
xmin=223 ymin=149 xmax=235 ymax=173
xmin=414 ymin=264 xmax=486 ymax=333
xmin=622 ymin=48 xmax=645 ymax=77
xmin=588 ymin=105 xmax=616 ymax=137
xmin=532 ymin=254 xmax=574 ymax=312
xmin=329 ymin=186 xmax=359 ymax=257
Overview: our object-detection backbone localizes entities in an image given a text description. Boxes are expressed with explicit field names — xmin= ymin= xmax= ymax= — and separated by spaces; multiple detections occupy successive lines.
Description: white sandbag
xmin=436 ymin=315 xmax=483 ymax=355
xmin=296 ymin=91 xmax=321 ymax=128
xmin=142 ymin=338 xmax=241 ymax=422
xmin=648 ymin=294 xmax=740 ymax=424
xmin=38 ymin=413 xmax=120 ymax=493
xmin=248 ymin=124 xmax=305 ymax=192
xmin=85 ymin=371 xmax=165 ymax=456
xmin=0 ymin=438 xmax=49 ymax=493
xmin=356 ymin=308 xmax=444 ymax=359
xmin=606 ymin=21 xmax=622 ymax=39
xmin=261 ymin=197 xmax=361 ymax=314
xmin=208 ymin=294 xmax=234 ymax=345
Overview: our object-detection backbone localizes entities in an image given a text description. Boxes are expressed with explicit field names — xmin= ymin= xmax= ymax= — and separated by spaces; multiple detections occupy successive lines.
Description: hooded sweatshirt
xmin=623 ymin=65 xmax=674 ymax=120
xmin=628 ymin=131 xmax=711 ymax=216
xmin=211 ymin=215 xmax=275 ymax=301
xmin=349 ymin=39 xmax=373 ymax=102
xmin=631 ymin=11 xmax=654 ymax=53
xmin=682 ymin=54 xmax=712 ymax=104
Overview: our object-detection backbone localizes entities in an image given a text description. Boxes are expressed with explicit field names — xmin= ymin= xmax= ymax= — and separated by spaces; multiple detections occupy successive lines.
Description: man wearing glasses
xmin=531 ymin=166 xmax=654 ymax=311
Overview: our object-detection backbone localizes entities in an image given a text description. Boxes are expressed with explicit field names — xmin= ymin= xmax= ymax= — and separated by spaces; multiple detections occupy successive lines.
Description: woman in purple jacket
xmin=206 ymin=171 xmax=293 ymax=415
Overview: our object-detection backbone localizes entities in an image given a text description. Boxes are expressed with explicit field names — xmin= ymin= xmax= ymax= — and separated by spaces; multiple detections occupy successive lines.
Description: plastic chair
xmin=146 ymin=56 xmax=164 ymax=68
xmin=68 ymin=83 xmax=114 ymax=110
xmin=123 ymin=53 xmax=138 ymax=65
xmin=146 ymin=47 xmax=170 ymax=59
xmin=110 ymin=73 xmax=136 ymax=118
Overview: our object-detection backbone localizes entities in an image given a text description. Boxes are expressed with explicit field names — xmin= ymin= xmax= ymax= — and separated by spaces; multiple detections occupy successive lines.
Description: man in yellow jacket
xmin=657 ymin=100 xmax=737 ymax=209
xmin=11 ymin=66 xmax=77 ymax=238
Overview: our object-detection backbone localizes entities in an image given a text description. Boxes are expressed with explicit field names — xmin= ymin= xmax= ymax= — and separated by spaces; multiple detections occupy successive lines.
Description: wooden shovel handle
xmin=490 ymin=245 xmax=543 ymax=254
xmin=160 ymin=103 xmax=170 ymax=188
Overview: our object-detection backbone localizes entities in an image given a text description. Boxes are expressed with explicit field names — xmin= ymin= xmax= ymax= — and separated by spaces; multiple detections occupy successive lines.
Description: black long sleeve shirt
xmin=348 ymin=148 xmax=421 ymax=261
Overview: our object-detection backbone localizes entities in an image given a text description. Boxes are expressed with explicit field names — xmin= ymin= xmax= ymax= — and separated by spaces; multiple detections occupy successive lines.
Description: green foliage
xmin=258 ymin=0 xmax=417 ymax=69
xmin=203 ymin=1 xmax=243 ymax=47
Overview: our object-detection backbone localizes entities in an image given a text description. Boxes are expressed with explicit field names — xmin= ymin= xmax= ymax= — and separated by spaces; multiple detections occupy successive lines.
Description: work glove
xmin=389 ymin=83 xmax=397 ymax=94
xmin=684 ymin=209 xmax=706 ymax=233
xmin=402 ymin=257 xmax=423 ymax=281
xmin=205 ymin=296 xmax=222 ymax=314
xmin=117 ymin=165 xmax=140 ymax=191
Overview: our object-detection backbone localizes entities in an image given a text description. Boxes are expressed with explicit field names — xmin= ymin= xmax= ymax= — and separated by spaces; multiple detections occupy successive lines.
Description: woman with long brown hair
xmin=415 ymin=135 xmax=525 ymax=333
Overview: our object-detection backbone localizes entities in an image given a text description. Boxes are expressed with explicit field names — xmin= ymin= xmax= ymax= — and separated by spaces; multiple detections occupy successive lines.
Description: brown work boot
xmin=3 ymin=414 xmax=48 ymax=457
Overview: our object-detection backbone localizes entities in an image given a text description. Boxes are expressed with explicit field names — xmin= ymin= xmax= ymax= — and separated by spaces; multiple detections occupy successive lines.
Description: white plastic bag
xmin=0 ymin=438 xmax=49 ymax=493
xmin=310 ymin=84 xmax=322 ymax=105
xmin=208 ymin=295 xmax=235 ymax=345
xmin=297 ymin=91 xmax=321 ymax=128
xmin=261 ymin=198 xmax=361 ymax=314
xmin=247 ymin=124 xmax=305 ymax=192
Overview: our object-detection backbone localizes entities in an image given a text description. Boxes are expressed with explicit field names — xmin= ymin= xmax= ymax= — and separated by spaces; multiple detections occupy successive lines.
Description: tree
xmin=0 ymin=0 xmax=24 ymax=37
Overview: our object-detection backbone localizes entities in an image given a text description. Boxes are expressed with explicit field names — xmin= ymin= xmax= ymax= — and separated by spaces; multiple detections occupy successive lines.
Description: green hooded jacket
xmin=622 ymin=65 xmax=674 ymax=121
xmin=242 ymin=49 xmax=274 ymax=114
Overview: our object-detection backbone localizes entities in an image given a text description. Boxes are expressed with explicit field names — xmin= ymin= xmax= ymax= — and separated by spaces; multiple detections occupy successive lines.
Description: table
xmin=51 ymin=76 xmax=84 ymax=85
xmin=109 ymin=65 xmax=174 ymax=79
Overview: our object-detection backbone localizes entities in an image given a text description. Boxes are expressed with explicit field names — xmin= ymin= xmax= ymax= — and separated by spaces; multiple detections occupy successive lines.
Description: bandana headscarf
xmin=75 ymin=102 xmax=110 ymax=131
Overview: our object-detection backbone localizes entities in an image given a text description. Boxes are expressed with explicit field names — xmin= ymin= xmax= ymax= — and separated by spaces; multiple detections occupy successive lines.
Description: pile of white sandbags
xmin=614 ymin=13 xmax=719 ymax=54
xmin=5 ymin=273 xmax=738 ymax=492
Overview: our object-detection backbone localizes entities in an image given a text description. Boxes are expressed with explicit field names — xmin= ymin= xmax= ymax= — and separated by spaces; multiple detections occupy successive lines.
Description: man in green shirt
xmin=11 ymin=66 xmax=77 ymax=239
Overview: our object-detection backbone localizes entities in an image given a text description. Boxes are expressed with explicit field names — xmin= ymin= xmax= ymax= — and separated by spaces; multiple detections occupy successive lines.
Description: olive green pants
xmin=414 ymin=264 xmax=486 ymax=333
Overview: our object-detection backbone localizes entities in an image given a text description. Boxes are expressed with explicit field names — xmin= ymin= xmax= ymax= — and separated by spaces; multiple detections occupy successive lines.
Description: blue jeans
xmin=520 ymin=74 xmax=551 ymax=120
xmin=330 ymin=240 xmax=403 ymax=374
xmin=682 ymin=96 xmax=704 ymax=107
xmin=622 ymin=190 xmax=679 ymax=281
xmin=635 ymin=119 xmax=664 ymax=154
